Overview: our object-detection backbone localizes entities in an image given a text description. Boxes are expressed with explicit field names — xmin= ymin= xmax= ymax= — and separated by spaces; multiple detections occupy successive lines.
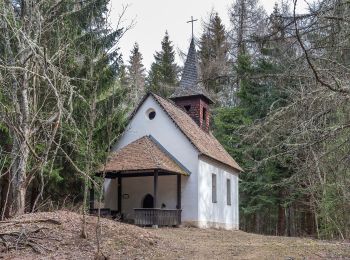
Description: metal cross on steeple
xmin=187 ymin=16 xmax=198 ymax=39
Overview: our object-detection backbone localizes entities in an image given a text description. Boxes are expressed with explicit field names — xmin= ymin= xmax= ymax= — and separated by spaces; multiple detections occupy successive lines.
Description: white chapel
xmin=97 ymin=37 xmax=243 ymax=229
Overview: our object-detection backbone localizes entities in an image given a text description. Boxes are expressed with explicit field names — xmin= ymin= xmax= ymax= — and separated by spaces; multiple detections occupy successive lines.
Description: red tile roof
xmin=99 ymin=136 xmax=189 ymax=175
xmin=151 ymin=93 xmax=243 ymax=172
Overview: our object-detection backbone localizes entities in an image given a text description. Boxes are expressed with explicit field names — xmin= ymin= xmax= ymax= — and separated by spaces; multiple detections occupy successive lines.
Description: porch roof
xmin=97 ymin=136 xmax=190 ymax=177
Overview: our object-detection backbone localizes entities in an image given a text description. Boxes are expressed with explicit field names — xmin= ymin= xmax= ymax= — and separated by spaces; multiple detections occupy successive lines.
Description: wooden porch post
xmin=177 ymin=174 xmax=182 ymax=226
xmin=153 ymin=170 xmax=159 ymax=228
xmin=117 ymin=176 xmax=122 ymax=213
xmin=153 ymin=170 xmax=158 ymax=208
xmin=177 ymin=175 xmax=181 ymax=209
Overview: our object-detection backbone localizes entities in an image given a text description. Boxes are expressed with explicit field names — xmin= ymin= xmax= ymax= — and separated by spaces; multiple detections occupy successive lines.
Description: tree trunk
xmin=10 ymin=67 xmax=30 ymax=216
xmin=277 ymin=197 xmax=286 ymax=236
xmin=277 ymin=205 xmax=283 ymax=235
xmin=237 ymin=0 xmax=246 ymax=56
xmin=255 ymin=212 xmax=261 ymax=234
xmin=3 ymin=0 xmax=31 ymax=218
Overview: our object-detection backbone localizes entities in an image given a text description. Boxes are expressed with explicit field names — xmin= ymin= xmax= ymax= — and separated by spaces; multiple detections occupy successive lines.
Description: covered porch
xmin=91 ymin=136 xmax=190 ymax=227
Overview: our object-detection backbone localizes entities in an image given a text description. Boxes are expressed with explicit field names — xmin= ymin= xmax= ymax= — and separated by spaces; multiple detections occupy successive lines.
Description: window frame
xmin=212 ymin=174 xmax=217 ymax=203
xmin=226 ymin=178 xmax=231 ymax=206
xmin=202 ymin=107 xmax=207 ymax=122
xmin=146 ymin=108 xmax=156 ymax=120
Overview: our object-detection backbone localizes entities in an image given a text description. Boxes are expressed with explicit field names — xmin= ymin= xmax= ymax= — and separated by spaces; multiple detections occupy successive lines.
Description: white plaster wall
xmin=104 ymin=96 xmax=199 ymax=222
xmin=197 ymin=157 xmax=239 ymax=230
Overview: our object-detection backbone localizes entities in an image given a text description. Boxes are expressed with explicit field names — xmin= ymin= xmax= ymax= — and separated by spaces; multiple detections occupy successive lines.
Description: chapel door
xmin=142 ymin=194 xmax=154 ymax=208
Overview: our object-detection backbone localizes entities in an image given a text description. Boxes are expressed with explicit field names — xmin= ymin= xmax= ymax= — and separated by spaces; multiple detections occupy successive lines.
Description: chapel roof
xmin=169 ymin=38 xmax=213 ymax=103
xmin=151 ymin=93 xmax=243 ymax=172
xmin=98 ymin=135 xmax=190 ymax=176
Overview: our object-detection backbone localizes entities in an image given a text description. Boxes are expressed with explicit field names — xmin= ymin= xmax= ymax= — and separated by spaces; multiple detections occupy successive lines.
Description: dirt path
xmin=149 ymin=227 xmax=350 ymax=260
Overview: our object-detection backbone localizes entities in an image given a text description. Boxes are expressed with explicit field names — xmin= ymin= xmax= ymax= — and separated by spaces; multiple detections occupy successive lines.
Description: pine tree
xmin=62 ymin=0 xmax=128 ymax=227
xmin=214 ymin=51 xmax=292 ymax=235
xmin=147 ymin=31 xmax=179 ymax=96
xmin=127 ymin=42 xmax=146 ymax=104
xmin=198 ymin=12 xmax=231 ymax=101
xmin=0 ymin=0 xmax=127 ymax=218
xmin=117 ymin=56 xmax=128 ymax=88
xmin=229 ymin=0 xmax=267 ymax=104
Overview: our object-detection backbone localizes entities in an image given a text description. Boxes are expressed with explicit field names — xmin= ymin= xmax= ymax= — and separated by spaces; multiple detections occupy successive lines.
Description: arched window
xmin=142 ymin=194 xmax=154 ymax=208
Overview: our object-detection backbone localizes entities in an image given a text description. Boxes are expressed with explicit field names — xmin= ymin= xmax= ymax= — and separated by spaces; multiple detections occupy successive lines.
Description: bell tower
xmin=170 ymin=25 xmax=213 ymax=132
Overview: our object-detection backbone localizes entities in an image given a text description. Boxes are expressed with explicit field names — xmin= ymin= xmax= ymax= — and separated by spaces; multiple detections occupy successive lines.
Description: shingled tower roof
xmin=170 ymin=38 xmax=213 ymax=103
xmin=180 ymin=38 xmax=199 ymax=88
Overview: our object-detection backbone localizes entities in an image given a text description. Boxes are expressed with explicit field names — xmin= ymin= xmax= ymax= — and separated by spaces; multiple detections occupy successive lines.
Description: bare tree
xmin=0 ymin=0 xmax=73 ymax=217
xmin=229 ymin=0 xmax=267 ymax=58
xmin=237 ymin=0 xmax=350 ymax=238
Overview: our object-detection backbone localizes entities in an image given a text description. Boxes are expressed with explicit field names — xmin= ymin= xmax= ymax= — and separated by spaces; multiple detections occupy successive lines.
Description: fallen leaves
xmin=0 ymin=211 xmax=159 ymax=259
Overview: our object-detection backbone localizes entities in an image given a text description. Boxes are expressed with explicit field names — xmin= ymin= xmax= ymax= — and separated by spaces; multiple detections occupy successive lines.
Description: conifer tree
xmin=229 ymin=0 xmax=267 ymax=105
xmin=214 ymin=52 xmax=290 ymax=235
xmin=0 ymin=0 xmax=127 ymax=219
xmin=198 ymin=12 xmax=231 ymax=101
xmin=147 ymin=31 xmax=179 ymax=96
xmin=127 ymin=42 xmax=146 ymax=104
xmin=118 ymin=56 xmax=129 ymax=89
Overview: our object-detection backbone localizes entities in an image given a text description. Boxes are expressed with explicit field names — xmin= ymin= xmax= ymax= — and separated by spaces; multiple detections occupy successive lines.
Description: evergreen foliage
xmin=126 ymin=42 xmax=146 ymax=105
xmin=147 ymin=31 xmax=179 ymax=97
xmin=0 ymin=0 xmax=128 ymax=215
xmin=212 ymin=0 xmax=350 ymax=239
xmin=213 ymin=51 xmax=293 ymax=235
xmin=52 ymin=0 xmax=128 ymax=205
xmin=198 ymin=12 xmax=231 ymax=101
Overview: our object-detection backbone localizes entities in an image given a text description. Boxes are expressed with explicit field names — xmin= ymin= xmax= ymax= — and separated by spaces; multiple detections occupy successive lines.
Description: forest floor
xmin=0 ymin=211 xmax=349 ymax=260
xmin=150 ymin=227 xmax=350 ymax=259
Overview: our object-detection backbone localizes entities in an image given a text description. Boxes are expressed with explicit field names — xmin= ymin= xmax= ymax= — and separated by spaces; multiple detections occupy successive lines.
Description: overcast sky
xmin=109 ymin=0 xmax=308 ymax=70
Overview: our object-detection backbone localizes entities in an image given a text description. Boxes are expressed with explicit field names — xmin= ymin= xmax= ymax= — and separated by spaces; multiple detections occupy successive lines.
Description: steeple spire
xmin=170 ymin=38 xmax=213 ymax=104
xmin=179 ymin=38 xmax=198 ymax=89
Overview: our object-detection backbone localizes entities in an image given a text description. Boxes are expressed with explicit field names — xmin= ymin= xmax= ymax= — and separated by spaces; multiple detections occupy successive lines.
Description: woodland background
xmin=0 ymin=0 xmax=349 ymax=240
